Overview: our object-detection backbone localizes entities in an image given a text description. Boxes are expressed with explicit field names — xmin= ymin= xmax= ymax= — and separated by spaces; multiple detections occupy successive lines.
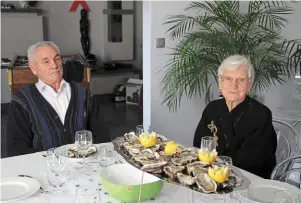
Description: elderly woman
xmin=193 ymin=55 xmax=277 ymax=179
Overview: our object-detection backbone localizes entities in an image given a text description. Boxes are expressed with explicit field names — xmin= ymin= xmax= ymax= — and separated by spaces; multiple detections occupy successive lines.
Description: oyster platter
xmin=112 ymin=132 xmax=250 ymax=194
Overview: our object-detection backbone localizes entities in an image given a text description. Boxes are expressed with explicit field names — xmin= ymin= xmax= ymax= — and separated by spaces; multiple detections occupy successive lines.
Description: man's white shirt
xmin=35 ymin=79 xmax=71 ymax=124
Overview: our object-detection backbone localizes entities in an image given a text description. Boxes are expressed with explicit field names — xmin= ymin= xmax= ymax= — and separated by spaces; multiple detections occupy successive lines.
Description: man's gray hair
xmin=218 ymin=55 xmax=255 ymax=85
xmin=27 ymin=41 xmax=60 ymax=61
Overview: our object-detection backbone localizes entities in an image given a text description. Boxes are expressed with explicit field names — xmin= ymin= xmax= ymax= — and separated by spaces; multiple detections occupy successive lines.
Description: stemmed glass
xmin=75 ymin=186 xmax=100 ymax=203
xmin=75 ymin=130 xmax=93 ymax=171
xmin=46 ymin=148 xmax=67 ymax=194
xmin=98 ymin=146 xmax=116 ymax=168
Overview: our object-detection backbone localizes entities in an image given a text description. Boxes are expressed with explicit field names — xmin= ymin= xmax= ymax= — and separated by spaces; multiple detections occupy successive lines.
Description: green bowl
xmin=99 ymin=164 xmax=164 ymax=202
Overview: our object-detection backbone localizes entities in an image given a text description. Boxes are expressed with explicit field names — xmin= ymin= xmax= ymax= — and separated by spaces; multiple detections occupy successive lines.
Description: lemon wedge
xmin=164 ymin=141 xmax=179 ymax=154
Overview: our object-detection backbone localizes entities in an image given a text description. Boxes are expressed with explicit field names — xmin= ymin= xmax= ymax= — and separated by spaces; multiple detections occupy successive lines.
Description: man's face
xmin=29 ymin=45 xmax=63 ymax=85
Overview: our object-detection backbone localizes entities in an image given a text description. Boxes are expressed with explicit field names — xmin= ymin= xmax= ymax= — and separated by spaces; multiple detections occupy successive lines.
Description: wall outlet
xmin=156 ymin=38 xmax=165 ymax=48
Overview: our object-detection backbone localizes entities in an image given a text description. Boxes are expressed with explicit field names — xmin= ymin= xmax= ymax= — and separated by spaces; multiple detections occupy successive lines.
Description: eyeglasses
xmin=221 ymin=76 xmax=250 ymax=86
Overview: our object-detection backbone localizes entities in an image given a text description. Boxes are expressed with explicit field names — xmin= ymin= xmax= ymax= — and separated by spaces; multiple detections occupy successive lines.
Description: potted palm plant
xmin=162 ymin=1 xmax=301 ymax=111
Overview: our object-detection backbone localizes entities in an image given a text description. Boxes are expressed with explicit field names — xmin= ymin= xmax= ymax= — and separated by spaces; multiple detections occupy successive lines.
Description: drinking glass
xmin=97 ymin=146 xmax=111 ymax=167
xmin=201 ymin=136 xmax=217 ymax=151
xmin=217 ymin=156 xmax=233 ymax=166
xmin=46 ymin=148 xmax=67 ymax=193
xmin=75 ymin=130 xmax=93 ymax=170
xmin=199 ymin=136 xmax=217 ymax=163
xmin=75 ymin=187 xmax=100 ymax=203
xmin=274 ymin=190 xmax=300 ymax=203
xmin=136 ymin=125 xmax=144 ymax=136
xmin=102 ymin=148 xmax=117 ymax=167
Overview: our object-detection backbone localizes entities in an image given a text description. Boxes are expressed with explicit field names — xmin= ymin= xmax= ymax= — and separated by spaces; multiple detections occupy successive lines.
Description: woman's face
xmin=219 ymin=66 xmax=251 ymax=102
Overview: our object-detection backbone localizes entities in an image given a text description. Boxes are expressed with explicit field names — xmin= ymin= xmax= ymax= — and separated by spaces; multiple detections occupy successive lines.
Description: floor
xmin=1 ymin=94 xmax=142 ymax=158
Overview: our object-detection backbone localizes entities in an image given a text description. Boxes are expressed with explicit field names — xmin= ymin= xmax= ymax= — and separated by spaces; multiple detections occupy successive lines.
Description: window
xmin=108 ymin=1 xmax=122 ymax=43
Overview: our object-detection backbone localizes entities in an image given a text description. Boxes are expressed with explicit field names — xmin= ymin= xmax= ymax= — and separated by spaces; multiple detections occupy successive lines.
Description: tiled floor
xmin=1 ymin=94 xmax=142 ymax=158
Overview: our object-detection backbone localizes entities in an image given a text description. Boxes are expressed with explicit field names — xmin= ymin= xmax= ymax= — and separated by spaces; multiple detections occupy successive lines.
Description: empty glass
xmin=46 ymin=148 xmax=67 ymax=193
xmin=217 ymin=156 xmax=233 ymax=166
xmin=274 ymin=190 xmax=300 ymax=203
xmin=136 ymin=125 xmax=144 ymax=136
xmin=101 ymin=148 xmax=117 ymax=167
xmin=75 ymin=130 xmax=93 ymax=170
xmin=75 ymin=130 xmax=93 ymax=152
xmin=75 ymin=187 xmax=100 ymax=203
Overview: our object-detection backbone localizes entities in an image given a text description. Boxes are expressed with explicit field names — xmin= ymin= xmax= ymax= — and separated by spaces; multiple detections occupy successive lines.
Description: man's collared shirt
xmin=35 ymin=79 xmax=71 ymax=124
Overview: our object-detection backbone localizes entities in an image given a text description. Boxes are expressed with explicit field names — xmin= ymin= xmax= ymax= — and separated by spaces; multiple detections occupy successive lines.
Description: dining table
xmin=0 ymin=142 xmax=296 ymax=203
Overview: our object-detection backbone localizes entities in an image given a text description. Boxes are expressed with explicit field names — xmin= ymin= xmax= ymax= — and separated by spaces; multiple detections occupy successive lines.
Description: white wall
xmin=147 ymin=1 xmax=301 ymax=147
xmin=1 ymin=1 xmax=142 ymax=66
xmin=1 ymin=13 xmax=44 ymax=58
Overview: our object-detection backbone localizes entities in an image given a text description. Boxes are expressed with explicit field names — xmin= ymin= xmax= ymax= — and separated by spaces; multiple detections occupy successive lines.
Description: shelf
xmin=1 ymin=8 xmax=42 ymax=14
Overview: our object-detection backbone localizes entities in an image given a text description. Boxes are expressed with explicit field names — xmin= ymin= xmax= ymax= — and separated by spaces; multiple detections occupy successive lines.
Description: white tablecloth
xmin=1 ymin=143 xmax=262 ymax=203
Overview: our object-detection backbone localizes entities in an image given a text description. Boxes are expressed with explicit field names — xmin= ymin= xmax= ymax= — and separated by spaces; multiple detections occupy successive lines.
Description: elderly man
xmin=6 ymin=41 xmax=110 ymax=157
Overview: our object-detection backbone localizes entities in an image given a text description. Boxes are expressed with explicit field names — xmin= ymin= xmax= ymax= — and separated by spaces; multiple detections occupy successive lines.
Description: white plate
xmin=246 ymin=179 xmax=301 ymax=203
xmin=55 ymin=144 xmax=99 ymax=162
xmin=0 ymin=177 xmax=40 ymax=202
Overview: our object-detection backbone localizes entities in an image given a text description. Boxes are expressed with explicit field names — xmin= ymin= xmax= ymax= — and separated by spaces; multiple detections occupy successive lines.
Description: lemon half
xmin=164 ymin=141 xmax=179 ymax=154
xmin=208 ymin=165 xmax=230 ymax=183
xmin=139 ymin=132 xmax=157 ymax=147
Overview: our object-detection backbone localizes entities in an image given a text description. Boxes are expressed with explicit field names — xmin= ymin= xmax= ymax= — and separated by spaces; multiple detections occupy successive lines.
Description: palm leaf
xmin=162 ymin=0 xmax=300 ymax=111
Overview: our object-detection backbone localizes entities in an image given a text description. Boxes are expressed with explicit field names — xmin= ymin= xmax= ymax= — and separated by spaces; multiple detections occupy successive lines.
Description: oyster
xmin=186 ymin=161 xmax=208 ymax=172
xmin=186 ymin=161 xmax=209 ymax=176
xmin=141 ymin=161 xmax=168 ymax=174
xmin=150 ymin=144 xmax=160 ymax=152
xmin=156 ymin=135 xmax=168 ymax=143
xmin=171 ymin=156 xmax=198 ymax=166
xmin=163 ymin=164 xmax=185 ymax=179
xmin=132 ymin=156 xmax=152 ymax=166
xmin=141 ymin=148 xmax=156 ymax=159
xmin=127 ymin=147 xmax=140 ymax=156
xmin=191 ymin=167 xmax=208 ymax=177
xmin=176 ymin=151 xmax=197 ymax=158
xmin=124 ymin=132 xmax=139 ymax=143
xmin=154 ymin=152 xmax=161 ymax=159
xmin=177 ymin=173 xmax=197 ymax=185
xmin=196 ymin=173 xmax=217 ymax=193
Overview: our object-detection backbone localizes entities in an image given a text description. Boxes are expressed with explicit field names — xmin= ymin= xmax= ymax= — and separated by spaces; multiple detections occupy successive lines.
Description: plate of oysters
xmin=55 ymin=144 xmax=98 ymax=161
xmin=112 ymin=132 xmax=251 ymax=194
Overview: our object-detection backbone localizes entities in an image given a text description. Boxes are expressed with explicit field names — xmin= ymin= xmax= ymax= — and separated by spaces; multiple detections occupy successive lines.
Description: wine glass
xmin=199 ymin=136 xmax=217 ymax=163
xmin=75 ymin=130 xmax=93 ymax=170
xmin=46 ymin=148 xmax=67 ymax=194
xmin=98 ymin=147 xmax=116 ymax=167
xmin=75 ymin=187 xmax=100 ymax=203
xmin=97 ymin=146 xmax=111 ymax=167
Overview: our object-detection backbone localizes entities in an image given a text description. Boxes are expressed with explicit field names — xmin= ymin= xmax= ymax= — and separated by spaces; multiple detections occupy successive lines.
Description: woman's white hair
xmin=218 ymin=55 xmax=255 ymax=85
xmin=27 ymin=41 xmax=60 ymax=61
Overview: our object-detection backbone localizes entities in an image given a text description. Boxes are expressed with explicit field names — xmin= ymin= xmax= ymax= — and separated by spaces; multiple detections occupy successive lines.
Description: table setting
xmin=1 ymin=128 xmax=301 ymax=203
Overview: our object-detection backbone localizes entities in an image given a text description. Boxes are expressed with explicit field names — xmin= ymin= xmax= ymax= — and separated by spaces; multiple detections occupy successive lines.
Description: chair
xmin=278 ymin=168 xmax=301 ymax=189
xmin=8 ymin=54 xmax=91 ymax=94
xmin=271 ymin=154 xmax=301 ymax=188
xmin=272 ymin=119 xmax=300 ymax=164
